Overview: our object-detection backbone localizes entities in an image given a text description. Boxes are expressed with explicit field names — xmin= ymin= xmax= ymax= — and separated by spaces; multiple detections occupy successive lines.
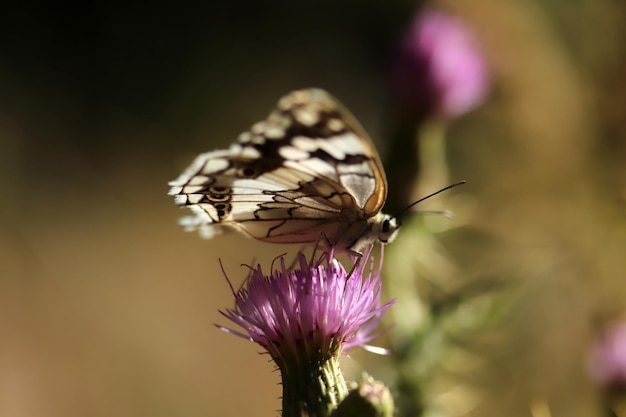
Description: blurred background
xmin=1 ymin=1 xmax=625 ymax=416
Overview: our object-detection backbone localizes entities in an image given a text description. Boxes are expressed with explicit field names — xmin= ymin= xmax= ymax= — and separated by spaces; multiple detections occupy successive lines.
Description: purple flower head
xmin=589 ymin=321 xmax=626 ymax=391
xmin=218 ymin=247 xmax=394 ymax=363
xmin=391 ymin=8 xmax=489 ymax=119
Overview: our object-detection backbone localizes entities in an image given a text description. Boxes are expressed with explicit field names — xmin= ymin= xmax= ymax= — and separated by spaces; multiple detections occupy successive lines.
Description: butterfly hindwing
xmin=168 ymin=89 xmax=390 ymax=249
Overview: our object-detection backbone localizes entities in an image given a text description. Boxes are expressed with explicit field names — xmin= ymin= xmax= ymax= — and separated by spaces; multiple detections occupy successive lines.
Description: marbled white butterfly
xmin=168 ymin=89 xmax=460 ymax=253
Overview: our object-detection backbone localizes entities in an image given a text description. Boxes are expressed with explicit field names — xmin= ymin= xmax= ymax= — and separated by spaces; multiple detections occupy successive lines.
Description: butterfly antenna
xmin=393 ymin=180 xmax=466 ymax=221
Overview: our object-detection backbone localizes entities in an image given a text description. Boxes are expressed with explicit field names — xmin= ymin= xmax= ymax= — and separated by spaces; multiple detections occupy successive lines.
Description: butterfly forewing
xmin=168 ymin=88 xmax=390 ymax=251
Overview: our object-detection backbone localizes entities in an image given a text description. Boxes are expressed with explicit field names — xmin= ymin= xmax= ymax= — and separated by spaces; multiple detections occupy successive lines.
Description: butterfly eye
xmin=378 ymin=216 xmax=399 ymax=244
xmin=382 ymin=219 xmax=390 ymax=234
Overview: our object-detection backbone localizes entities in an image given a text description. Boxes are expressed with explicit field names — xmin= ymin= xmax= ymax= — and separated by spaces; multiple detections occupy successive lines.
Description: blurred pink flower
xmin=391 ymin=8 xmax=489 ymax=119
xmin=588 ymin=321 xmax=626 ymax=390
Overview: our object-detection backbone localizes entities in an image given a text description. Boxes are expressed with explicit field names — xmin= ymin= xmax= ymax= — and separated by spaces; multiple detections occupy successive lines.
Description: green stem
xmin=414 ymin=120 xmax=449 ymax=198
xmin=280 ymin=352 xmax=348 ymax=417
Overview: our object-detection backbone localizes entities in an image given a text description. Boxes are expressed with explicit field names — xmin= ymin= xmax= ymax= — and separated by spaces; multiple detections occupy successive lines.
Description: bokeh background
xmin=1 ymin=1 xmax=625 ymax=416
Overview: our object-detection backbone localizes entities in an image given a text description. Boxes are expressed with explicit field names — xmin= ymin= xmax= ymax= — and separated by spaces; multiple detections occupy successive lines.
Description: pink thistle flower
xmin=589 ymin=321 xmax=626 ymax=391
xmin=391 ymin=8 xmax=490 ymax=119
xmin=217 ymin=247 xmax=394 ymax=416
xmin=218 ymin=247 xmax=394 ymax=361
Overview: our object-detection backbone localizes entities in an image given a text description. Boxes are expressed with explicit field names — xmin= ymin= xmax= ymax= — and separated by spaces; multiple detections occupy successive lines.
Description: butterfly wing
xmin=168 ymin=89 xmax=388 ymax=246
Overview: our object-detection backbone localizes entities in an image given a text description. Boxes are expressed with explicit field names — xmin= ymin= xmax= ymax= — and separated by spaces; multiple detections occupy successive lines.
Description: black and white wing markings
xmin=168 ymin=88 xmax=398 ymax=251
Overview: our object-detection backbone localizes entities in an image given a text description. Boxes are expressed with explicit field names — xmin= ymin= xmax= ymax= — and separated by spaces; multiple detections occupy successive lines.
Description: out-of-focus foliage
xmin=1 ymin=1 xmax=625 ymax=417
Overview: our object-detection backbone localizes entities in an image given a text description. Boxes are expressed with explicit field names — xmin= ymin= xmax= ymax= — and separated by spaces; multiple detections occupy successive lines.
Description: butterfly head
xmin=376 ymin=214 xmax=401 ymax=244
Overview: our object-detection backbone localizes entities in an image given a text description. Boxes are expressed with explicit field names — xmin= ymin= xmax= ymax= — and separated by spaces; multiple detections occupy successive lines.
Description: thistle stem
xmin=280 ymin=351 xmax=348 ymax=417
xmin=414 ymin=120 xmax=449 ymax=199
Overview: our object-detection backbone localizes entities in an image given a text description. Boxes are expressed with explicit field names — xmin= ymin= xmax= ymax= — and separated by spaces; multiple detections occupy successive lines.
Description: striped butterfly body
xmin=168 ymin=89 xmax=400 ymax=253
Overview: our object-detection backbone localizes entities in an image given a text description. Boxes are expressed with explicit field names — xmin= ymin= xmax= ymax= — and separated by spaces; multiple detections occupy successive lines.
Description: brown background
xmin=1 ymin=1 xmax=625 ymax=416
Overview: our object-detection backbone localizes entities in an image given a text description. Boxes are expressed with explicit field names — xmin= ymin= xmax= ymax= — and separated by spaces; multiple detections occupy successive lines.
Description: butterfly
xmin=168 ymin=88 xmax=461 ymax=254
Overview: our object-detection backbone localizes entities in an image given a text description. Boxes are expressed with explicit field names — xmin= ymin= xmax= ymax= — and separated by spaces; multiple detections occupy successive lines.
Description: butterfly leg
xmin=309 ymin=232 xmax=336 ymax=268
xmin=312 ymin=232 xmax=365 ymax=278
xmin=342 ymin=248 xmax=365 ymax=279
